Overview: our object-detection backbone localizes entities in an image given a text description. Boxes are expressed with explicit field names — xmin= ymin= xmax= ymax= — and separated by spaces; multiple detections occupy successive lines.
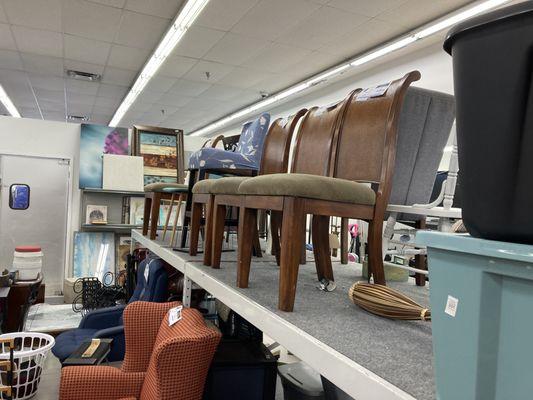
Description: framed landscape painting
xmin=72 ymin=232 xmax=115 ymax=279
xmin=132 ymin=126 xmax=184 ymax=185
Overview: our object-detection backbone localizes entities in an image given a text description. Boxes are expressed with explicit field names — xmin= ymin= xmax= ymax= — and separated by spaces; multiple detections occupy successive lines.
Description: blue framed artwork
xmin=73 ymin=232 xmax=115 ymax=279
xmin=79 ymin=124 xmax=129 ymax=189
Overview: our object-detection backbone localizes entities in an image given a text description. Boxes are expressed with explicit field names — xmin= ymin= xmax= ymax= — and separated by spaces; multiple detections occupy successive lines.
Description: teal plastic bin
xmin=417 ymin=231 xmax=533 ymax=400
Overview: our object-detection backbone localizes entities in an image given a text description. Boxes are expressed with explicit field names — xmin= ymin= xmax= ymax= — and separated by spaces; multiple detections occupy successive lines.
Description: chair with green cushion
xmin=143 ymin=182 xmax=188 ymax=241
xmin=189 ymin=109 xmax=307 ymax=267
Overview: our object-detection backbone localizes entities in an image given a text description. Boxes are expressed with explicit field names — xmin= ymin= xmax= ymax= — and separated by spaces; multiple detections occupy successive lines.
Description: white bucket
xmin=12 ymin=251 xmax=43 ymax=280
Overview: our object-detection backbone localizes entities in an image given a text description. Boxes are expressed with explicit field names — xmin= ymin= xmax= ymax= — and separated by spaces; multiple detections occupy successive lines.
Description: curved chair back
xmin=259 ymin=109 xmax=307 ymax=175
xmin=130 ymin=256 xmax=168 ymax=303
xmin=333 ymin=71 xmax=421 ymax=212
xmin=290 ymin=93 xmax=354 ymax=177
xmin=235 ymin=113 xmax=270 ymax=169
xmin=139 ymin=307 xmax=221 ymax=400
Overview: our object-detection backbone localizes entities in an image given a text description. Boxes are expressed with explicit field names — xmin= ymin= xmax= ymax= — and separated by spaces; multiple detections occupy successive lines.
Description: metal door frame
xmin=0 ymin=151 xmax=73 ymax=294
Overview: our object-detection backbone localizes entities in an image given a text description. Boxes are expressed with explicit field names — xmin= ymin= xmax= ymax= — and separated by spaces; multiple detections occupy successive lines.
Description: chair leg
xmin=312 ymin=215 xmax=334 ymax=282
xmin=415 ymin=218 xmax=427 ymax=286
xmin=203 ymin=195 xmax=215 ymax=266
xmin=270 ymin=211 xmax=282 ymax=266
xmin=189 ymin=200 xmax=203 ymax=256
xmin=340 ymin=217 xmax=349 ymax=264
xmin=236 ymin=206 xmax=257 ymax=288
xmin=368 ymin=218 xmax=386 ymax=285
xmin=142 ymin=196 xmax=152 ymax=235
xmin=300 ymin=217 xmax=307 ymax=265
xmin=149 ymin=193 xmax=161 ymax=240
xmin=170 ymin=194 xmax=185 ymax=247
xmin=162 ymin=194 xmax=175 ymax=241
xmin=252 ymin=223 xmax=262 ymax=258
xmin=279 ymin=198 xmax=305 ymax=312
xmin=211 ymin=201 xmax=227 ymax=268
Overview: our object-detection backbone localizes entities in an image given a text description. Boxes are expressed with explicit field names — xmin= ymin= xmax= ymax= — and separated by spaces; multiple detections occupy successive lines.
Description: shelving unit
xmin=131 ymin=229 xmax=434 ymax=400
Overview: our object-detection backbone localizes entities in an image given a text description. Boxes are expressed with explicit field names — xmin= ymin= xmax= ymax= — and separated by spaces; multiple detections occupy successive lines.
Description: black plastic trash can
xmin=444 ymin=1 xmax=533 ymax=244
xmin=278 ymin=362 xmax=325 ymax=400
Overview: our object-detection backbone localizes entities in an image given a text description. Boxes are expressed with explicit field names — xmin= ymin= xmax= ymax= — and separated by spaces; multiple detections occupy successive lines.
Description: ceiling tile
xmin=63 ymin=0 xmax=122 ymax=42
xmin=39 ymin=98 xmax=65 ymax=112
xmin=200 ymin=84 xmax=247 ymax=101
xmin=93 ymin=96 xmax=121 ymax=108
xmin=0 ymin=50 xmax=23 ymax=70
xmin=42 ymin=110 xmax=65 ymax=121
xmin=107 ymin=44 xmax=150 ymax=70
xmin=158 ymin=55 xmax=197 ymax=78
xmin=64 ymin=35 xmax=111 ymax=65
xmin=19 ymin=107 xmax=42 ymax=119
xmin=251 ymin=72 xmax=301 ymax=93
xmin=89 ymin=113 xmax=112 ymax=124
xmin=20 ymin=53 xmax=64 ymax=76
xmin=97 ymin=83 xmax=128 ymax=99
xmin=182 ymin=60 xmax=234 ymax=84
xmin=115 ymin=11 xmax=169 ymax=49
xmin=168 ymin=79 xmax=211 ymax=97
xmin=155 ymin=92 xmax=193 ymax=107
xmin=172 ymin=25 xmax=225 ymax=59
xmin=276 ymin=6 xmax=369 ymax=50
xmin=217 ymin=67 xmax=274 ymax=89
xmin=29 ymin=74 xmax=65 ymax=91
xmin=327 ymin=0 xmax=407 ymax=17
xmin=196 ymin=0 xmax=259 ymax=31
xmin=231 ymin=0 xmax=320 ymax=40
xmin=64 ymin=59 xmax=105 ymax=75
xmin=86 ymin=0 xmax=127 ymax=7
xmin=11 ymin=26 xmax=63 ymax=57
xmin=0 ymin=23 xmax=16 ymax=51
xmin=3 ymin=0 xmax=62 ymax=31
xmin=378 ymin=0 xmax=470 ymax=27
xmin=144 ymin=75 xmax=177 ymax=92
xmin=146 ymin=103 xmax=180 ymax=117
xmin=0 ymin=5 xmax=7 ymax=23
xmin=92 ymin=102 xmax=116 ymax=114
xmin=11 ymin=93 xmax=39 ymax=109
xmin=33 ymin=88 xmax=65 ymax=103
xmin=66 ymin=79 xmax=100 ymax=95
xmin=67 ymin=101 xmax=94 ymax=113
xmin=242 ymin=43 xmax=312 ymax=73
xmin=203 ymin=32 xmax=269 ymax=66
xmin=135 ymin=89 xmax=164 ymax=103
xmin=124 ymin=0 xmax=184 ymax=19
xmin=101 ymin=66 xmax=136 ymax=86
xmin=318 ymin=18 xmax=407 ymax=58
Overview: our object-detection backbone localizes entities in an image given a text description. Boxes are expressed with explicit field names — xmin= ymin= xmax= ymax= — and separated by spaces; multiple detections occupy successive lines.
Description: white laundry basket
xmin=0 ymin=332 xmax=55 ymax=400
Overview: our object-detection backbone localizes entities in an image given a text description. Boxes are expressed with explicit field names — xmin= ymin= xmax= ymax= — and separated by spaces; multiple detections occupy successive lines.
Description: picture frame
xmin=132 ymin=125 xmax=185 ymax=186
xmin=86 ymin=205 xmax=108 ymax=224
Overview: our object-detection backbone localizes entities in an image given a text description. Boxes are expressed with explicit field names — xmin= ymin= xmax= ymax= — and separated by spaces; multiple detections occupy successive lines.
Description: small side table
xmin=62 ymin=339 xmax=113 ymax=367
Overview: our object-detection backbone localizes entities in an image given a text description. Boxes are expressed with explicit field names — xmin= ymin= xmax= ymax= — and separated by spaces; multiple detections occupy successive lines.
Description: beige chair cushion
xmin=144 ymin=182 xmax=187 ymax=193
xmin=237 ymin=173 xmax=376 ymax=205
xmin=193 ymin=177 xmax=250 ymax=195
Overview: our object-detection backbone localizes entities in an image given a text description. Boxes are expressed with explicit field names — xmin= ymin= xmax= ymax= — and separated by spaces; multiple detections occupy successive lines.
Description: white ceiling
xmin=0 ymin=0 xmax=475 ymax=132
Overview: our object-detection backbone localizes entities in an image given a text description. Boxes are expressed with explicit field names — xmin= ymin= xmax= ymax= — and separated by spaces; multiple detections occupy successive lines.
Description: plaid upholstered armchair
xmin=59 ymin=302 xmax=221 ymax=400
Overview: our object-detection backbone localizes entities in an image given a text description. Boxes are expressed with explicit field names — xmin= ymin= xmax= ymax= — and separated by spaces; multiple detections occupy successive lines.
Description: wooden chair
xmin=225 ymin=71 xmax=420 ymax=311
xmin=190 ymin=109 xmax=307 ymax=266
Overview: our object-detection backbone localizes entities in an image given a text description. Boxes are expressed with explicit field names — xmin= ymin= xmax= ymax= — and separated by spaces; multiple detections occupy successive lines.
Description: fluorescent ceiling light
xmin=0 ymin=84 xmax=21 ymax=118
xmin=109 ymin=0 xmax=210 ymax=127
xmin=189 ymin=0 xmax=511 ymax=137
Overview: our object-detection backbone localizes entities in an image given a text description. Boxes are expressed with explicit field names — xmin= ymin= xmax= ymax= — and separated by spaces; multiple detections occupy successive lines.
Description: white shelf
xmin=131 ymin=229 xmax=420 ymax=400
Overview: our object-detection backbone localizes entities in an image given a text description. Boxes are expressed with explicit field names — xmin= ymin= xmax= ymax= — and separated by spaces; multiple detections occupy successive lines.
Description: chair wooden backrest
xmin=259 ymin=109 xmax=307 ymax=176
xmin=332 ymin=71 xmax=421 ymax=209
xmin=290 ymin=93 xmax=355 ymax=176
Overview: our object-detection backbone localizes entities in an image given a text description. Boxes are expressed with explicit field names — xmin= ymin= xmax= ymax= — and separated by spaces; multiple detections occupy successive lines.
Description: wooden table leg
xmin=340 ymin=217 xmax=348 ymax=264
xmin=415 ymin=218 xmax=427 ymax=286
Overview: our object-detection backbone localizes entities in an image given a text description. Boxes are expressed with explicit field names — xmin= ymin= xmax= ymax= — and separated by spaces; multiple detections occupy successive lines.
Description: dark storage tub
xmin=443 ymin=1 xmax=533 ymax=244
xmin=278 ymin=362 xmax=325 ymax=400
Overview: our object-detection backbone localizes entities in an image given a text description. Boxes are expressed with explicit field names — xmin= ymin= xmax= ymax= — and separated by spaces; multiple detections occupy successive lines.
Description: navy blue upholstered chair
xmin=52 ymin=255 xmax=168 ymax=362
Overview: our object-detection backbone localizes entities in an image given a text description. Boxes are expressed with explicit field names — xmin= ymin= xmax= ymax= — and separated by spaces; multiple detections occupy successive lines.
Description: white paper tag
xmin=355 ymin=82 xmax=391 ymax=101
xmin=445 ymin=295 xmax=459 ymax=317
xmin=168 ymin=305 xmax=183 ymax=326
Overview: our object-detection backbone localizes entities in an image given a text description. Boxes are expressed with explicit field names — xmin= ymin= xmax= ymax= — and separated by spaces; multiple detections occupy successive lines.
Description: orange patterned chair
xmin=59 ymin=301 xmax=221 ymax=400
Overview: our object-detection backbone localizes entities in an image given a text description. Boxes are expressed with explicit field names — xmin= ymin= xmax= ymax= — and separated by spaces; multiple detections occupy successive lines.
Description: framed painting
xmin=72 ymin=232 xmax=115 ymax=279
xmin=79 ymin=124 xmax=129 ymax=189
xmin=132 ymin=126 xmax=184 ymax=185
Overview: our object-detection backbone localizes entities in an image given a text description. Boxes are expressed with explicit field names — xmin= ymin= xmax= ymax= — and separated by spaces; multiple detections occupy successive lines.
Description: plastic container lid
xmin=15 ymin=246 xmax=42 ymax=253
xmin=278 ymin=362 xmax=325 ymax=397
xmin=443 ymin=2 xmax=533 ymax=54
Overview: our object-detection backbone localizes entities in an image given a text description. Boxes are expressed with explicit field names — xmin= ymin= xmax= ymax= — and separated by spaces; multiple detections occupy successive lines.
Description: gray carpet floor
xmin=171 ymin=241 xmax=435 ymax=400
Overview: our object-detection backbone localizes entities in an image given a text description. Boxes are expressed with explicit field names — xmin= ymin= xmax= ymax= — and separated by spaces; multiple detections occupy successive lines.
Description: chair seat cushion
xmin=188 ymin=148 xmax=259 ymax=171
xmin=193 ymin=177 xmax=250 ymax=195
xmin=237 ymin=173 xmax=376 ymax=205
xmin=52 ymin=328 xmax=99 ymax=361
xmin=144 ymin=182 xmax=187 ymax=193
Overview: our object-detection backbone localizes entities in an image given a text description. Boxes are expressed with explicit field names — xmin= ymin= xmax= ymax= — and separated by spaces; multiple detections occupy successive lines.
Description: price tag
xmin=168 ymin=305 xmax=183 ymax=326
xmin=445 ymin=295 xmax=459 ymax=317
xmin=355 ymin=82 xmax=391 ymax=101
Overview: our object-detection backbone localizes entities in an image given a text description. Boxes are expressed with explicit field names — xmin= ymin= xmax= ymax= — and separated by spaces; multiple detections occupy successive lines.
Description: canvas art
xmin=86 ymin=205 xmax=108 ymax=224
xmin=73 ymin=232 xmax=115 ymax=279
xmin=116 ymin=236 xmax=131 ymax=272
xmin=79 ymin=124 xmax=129 ymax=189
xmin=129 ymin=197 xmax=145 ymax=225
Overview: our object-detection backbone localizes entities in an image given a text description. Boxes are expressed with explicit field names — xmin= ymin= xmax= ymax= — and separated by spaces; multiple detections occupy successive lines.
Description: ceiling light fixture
xmin=189 ymin=0 xmax=511 ymax=137
xmin=109 ymin=0 xmax=210 ymax=127
xmin=0 ymin=84 xmax=21 ymax=118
